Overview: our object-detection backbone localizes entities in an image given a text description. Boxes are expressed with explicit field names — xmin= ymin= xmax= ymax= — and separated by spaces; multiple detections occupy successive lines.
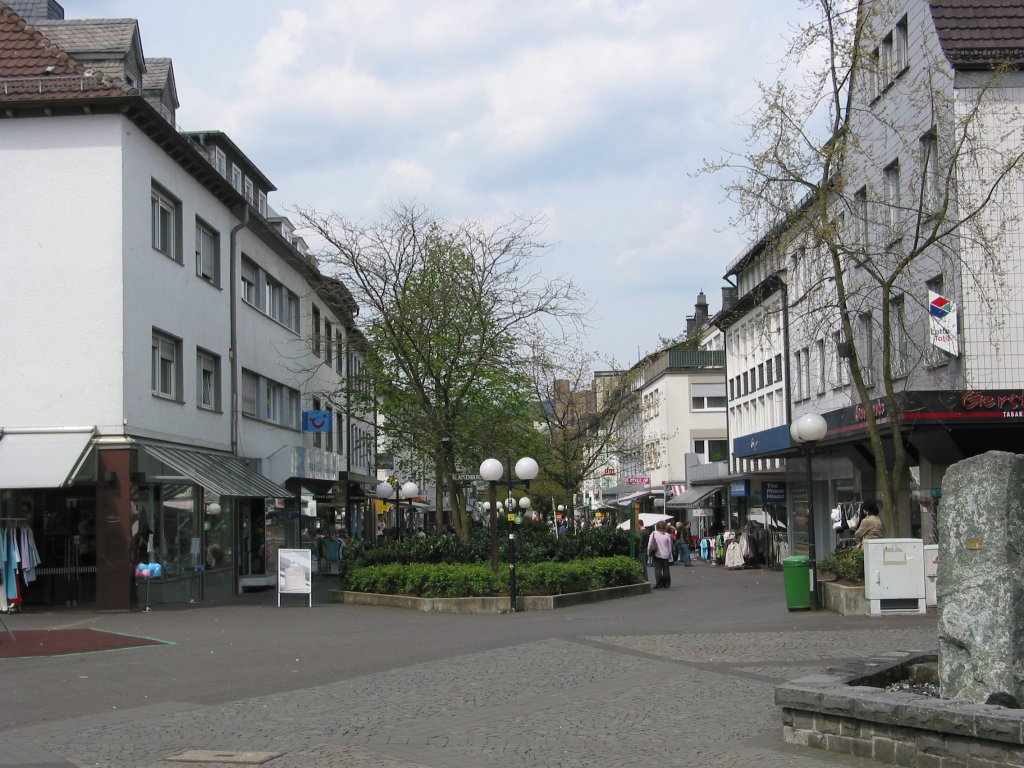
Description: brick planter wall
xmin=776 ymin=653 xmax=1024 ymax=767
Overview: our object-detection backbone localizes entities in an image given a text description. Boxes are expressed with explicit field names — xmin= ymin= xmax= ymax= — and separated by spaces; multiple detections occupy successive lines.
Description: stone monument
xmin=938 ymin=450 xmax=1024 ymax=705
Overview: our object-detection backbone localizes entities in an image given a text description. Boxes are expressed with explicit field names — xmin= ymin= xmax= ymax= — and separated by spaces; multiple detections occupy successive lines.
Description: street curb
xmin=329 ymin=582 xmax=652 ymax=613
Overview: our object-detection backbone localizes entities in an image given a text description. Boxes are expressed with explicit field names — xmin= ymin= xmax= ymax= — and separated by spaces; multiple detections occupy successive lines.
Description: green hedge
xmin=358 ymin=524 xmax=633 ymax=567
xmin=342 ymin=556 xmax=643 ymax=598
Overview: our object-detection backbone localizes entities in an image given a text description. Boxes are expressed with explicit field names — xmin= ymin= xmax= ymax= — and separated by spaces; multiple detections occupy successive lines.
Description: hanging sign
xmin=928 ymin=291 xmax=959 ymax=356
xmin=301 ymin=410 xmax=333 ymax=432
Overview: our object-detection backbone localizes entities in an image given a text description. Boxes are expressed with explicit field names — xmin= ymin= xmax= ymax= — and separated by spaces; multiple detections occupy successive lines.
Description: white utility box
xmin=923 ymin=544 xmax=938 ymax=607
xmin=862 ymin=538 xmax=926 ymax=615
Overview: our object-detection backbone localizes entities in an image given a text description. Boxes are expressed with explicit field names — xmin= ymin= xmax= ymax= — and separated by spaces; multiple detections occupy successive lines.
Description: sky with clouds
xmin=84 ymin=0 xmax=812 ymax=365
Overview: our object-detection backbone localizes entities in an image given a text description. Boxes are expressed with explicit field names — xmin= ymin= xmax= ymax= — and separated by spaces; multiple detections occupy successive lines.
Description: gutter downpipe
xmin=229 ymin=207 xmax=250 ymax=456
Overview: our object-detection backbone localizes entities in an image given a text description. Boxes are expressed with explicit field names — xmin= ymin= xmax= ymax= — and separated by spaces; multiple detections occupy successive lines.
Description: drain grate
xmin=167 ymin=750 xmax=283 ymax=764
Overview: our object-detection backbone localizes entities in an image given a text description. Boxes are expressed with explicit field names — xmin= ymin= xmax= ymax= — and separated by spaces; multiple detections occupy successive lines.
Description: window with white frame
xmin=891 ymin=294 xmax=909 ymax=377
xmin=312 ymin=305 xmax=321 ymax=357
xmin=241 ymin=369 xmax=300 ymax=428
xmin=195 ymin=218 xmax=219 ymax=285
xmin=893 ymin=16 xmax=908 ymax=74
xmin=324 ymin=320 xmax=333 ymax=365
xmin=854 ymin=186 xmax=869 ymax=252
xmin=243 ymin=177 xmax=255 ymax=205
xmin=833 ymin=331 xmax=849 ymax=386
xmin=815 ymin=338 xmax=826 ymax=393
xmin=230 ymin=164 xmax=242 ymax=192
xmin=262 ymin=274 xmax=300 ymax=332
xmin=312 ymin=397 xmax=322 ymax=449
xmin=693 ymin=438 xmax=729 ymax=463
xmin=884 ymin=160 xmax=901 ymax=231
xmin=197 ymin=349 xmax=221 ymax=411
xmin=241 ymin=255 xmax=257 ymax=306
xmin=691 ymin=382 xmax=726 ymax=411
xmin=335 ymin=329 xmax=344 ymax=375
xmin=151 ymin=330 xmax=182 ymax=401
xmin=151 ymin=183 xmax=180 ymax=261
xmin=213 ymin=147 xmax=227 ymax=177
xmin=921 ymin=131 xmax=941 ymax=215
xmin=242 ymin=370 xmax=258 ymax=416
xmin=858 ymin=311 xmax=875 ymax=385
xmin=258 ymin=190 xmax=268 ymax=218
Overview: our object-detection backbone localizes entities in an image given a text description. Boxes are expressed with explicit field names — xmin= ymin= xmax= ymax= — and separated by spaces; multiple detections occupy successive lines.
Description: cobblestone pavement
xmin=0 ymin=564 xmax=938 ymax=768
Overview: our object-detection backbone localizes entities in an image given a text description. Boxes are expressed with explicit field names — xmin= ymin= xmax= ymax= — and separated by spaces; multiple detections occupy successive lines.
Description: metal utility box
xmin=863 ymin=538 xmax=926 ymax=615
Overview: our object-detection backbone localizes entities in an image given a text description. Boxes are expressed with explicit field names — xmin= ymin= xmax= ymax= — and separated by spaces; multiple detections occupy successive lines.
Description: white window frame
xmin=197 ymin=349 xmax=221 ymax=411
xmin=241 ymin=256 xmax=257 ymax=306
xmin=258 ymin=190 xmax=268 ymax=218
xmin=195 ymin=218 xmax=219 ymax=285
xmin=243 ymin=177 xmax=255 ymax=205
xmin=230 ymin=164 xmax=242 ymax=192
xmin=151 ymin=330 xmax=182 ymax=401
xmin=884 ymin=160 xmax=901 ymax=231
xmin=922 ymin=132 xmax=941 ymax=215
xmin=151 ymin=184 xmax=180 ymax=261
xmin=214 ymin=147 xmax=227 ymax=177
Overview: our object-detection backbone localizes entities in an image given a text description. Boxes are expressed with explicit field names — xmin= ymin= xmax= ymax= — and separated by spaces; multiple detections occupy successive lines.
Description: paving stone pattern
xmin=4 ymin=628 xmax=938 ymax=768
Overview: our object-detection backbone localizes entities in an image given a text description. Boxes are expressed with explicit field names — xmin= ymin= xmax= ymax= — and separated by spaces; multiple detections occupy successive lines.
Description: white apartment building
xmin=717 ymin=0 xmax=1024 ymax=559
xmin=599 ymin=293 xmax=728 ymax=522
xmin=0 ymin=2 xmax=375 ymax=609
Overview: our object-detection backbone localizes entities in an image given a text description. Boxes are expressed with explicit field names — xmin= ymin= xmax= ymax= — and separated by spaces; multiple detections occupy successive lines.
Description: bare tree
xmin=700 ymin=0 xmax=1024 ymax=533
xmin=296 ymin=202 xmax=586 ymax=539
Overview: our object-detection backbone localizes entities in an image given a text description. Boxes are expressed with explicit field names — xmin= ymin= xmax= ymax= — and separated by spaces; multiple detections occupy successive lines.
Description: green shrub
xmin=820 ymin=546 xmax=864 ymax=583
xmin=358 ymin=526 xmax=633 ymax=568
xmin=342 ymin=555 xmax=642 ymax=597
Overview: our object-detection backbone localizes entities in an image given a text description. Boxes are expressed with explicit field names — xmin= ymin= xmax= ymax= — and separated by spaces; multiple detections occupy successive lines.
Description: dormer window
xmin=214 ymin=147 xmax=227 ymax=177
xmin=258 ymin=190 xmax=268 ymax=217
xmin=243 ymin=177 xmax=254 ymax=205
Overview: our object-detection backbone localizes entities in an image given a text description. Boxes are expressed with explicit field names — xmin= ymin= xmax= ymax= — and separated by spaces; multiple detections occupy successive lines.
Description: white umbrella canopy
xmin=617 ymin=512 xmax=674 ymax=530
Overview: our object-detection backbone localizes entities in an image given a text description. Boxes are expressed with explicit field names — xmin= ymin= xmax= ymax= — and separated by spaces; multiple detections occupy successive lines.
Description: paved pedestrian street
xmin=0 ymin=564 xmax=937 ymax=768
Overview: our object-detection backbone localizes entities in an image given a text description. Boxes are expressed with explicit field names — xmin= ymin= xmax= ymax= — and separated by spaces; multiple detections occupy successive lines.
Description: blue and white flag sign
xmin=302 ymin=410 xmax=333 ymax=432
xmin=928 ymin=291 xmax=960 ymax=357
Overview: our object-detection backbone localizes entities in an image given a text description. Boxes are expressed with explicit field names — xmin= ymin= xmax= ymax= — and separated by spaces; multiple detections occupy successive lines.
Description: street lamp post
xmin=375 ymin=479 xmax=419 ymax=541
xmin=789 ymin=412 xmax=828 ymax=610
xmin=479 ymin=456 xmax=539 ymax=610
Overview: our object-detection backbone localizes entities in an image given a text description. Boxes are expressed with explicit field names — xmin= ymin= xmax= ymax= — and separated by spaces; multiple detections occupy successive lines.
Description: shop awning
xmin=137 ymin=441 xmax=291 ymax=498
xmin=666 ymin=486 xmax=719 ymax=508
xmin=0 ymin=429 xmax=95 ymax=489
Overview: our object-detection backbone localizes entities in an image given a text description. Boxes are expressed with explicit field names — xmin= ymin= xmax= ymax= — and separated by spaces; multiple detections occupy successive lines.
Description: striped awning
xmin=136 ymin=441 xmax=291 ymax=498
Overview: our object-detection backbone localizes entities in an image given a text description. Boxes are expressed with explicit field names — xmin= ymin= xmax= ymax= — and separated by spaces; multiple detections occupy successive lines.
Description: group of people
xmin=639 ymin=520 xmax=692 ymax=589
xmin=638 ymin=499 xmax=885 ymax=590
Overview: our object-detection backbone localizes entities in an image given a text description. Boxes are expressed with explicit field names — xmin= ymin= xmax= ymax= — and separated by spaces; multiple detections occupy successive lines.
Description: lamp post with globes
xmin=375 ymin=479 xmax=419 ymax=541
xmin=479 ymin=457 xmax=539 ymax=609
xmin=789 ymin=412 xmax=828 ymax=610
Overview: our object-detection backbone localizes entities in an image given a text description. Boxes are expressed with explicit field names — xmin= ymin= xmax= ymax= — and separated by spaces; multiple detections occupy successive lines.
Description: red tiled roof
xmin=930 ymin=0 xmax=1024 ymax=66
xmin=0 ymin=2 xmax=126 ymax=101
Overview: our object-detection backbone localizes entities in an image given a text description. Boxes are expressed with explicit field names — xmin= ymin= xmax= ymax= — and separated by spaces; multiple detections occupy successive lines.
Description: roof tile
xmin=0 ymin=1 xmax=127 ymax=101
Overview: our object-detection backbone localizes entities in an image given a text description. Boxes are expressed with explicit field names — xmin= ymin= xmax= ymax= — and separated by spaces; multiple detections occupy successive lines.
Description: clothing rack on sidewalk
xmin=0 ymin=518 xmax=27 ymax=640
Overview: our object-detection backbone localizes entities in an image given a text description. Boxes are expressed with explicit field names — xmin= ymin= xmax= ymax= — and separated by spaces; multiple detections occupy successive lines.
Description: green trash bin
xmin=782 ymin=555 xmax=811 ymax=611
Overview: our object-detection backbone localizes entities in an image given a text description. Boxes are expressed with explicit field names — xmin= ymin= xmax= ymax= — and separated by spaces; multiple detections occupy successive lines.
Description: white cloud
xmin=85 ymin=0 xmax=807 ymax=362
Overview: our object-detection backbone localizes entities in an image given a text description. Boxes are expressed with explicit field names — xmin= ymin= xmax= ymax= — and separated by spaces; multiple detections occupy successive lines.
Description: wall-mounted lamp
xmin=104 ymin=470 xmax=117 ymax=486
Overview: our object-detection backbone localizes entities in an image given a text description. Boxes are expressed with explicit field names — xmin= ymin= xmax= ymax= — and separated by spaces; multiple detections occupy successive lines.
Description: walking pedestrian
xmin=675 ymin=521 xmax=692 ymax=566
xmin=638 ymin=524 xmax=650 ymax=580
xmin=648 ymin=521 xmax=674 ymax=588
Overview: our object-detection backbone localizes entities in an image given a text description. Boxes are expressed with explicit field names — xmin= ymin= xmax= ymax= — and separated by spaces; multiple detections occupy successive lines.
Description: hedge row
xmin=342 ymin=556 xmax=643 ymax=598
xmin=358 ymin=522 xmax=633 ymax=567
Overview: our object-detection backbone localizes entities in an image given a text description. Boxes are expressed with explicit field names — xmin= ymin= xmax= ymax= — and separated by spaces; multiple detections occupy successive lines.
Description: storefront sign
xmin=730 ymin=480 xmax=750 ymax=497
xmin=762 ymin=481 xmax=787 ymax=502
xmin=928 ymin=291 xmax=960 ymax=356
xmin=627 ymin=476 xmax=650 ymax=486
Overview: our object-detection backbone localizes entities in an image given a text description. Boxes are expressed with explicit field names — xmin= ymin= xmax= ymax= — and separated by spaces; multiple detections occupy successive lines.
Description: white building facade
xmin=0 ymin=2 xmax=375 ymax=609
xmin=718 ymin=0 xmax=1024 ymax=560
